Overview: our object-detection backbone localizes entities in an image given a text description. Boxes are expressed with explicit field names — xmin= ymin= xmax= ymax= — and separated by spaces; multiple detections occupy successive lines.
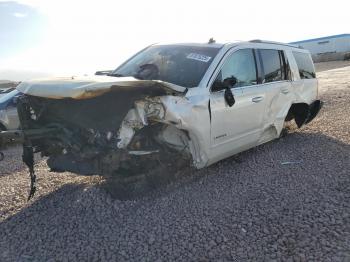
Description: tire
xmin=0 ymin=125 xmax=5 ymax=146
xmin=280 ymin=119 xmax=297 ymax=138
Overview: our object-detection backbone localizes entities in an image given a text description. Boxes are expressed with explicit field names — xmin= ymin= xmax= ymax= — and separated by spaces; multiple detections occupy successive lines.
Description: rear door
xmin=256 ymin=49 xmax=293 ymax=137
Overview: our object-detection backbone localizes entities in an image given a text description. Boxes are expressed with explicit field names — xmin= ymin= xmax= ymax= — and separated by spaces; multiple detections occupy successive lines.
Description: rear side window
xmin=293 ymin=51 xmax=316 ymax=79
xmin=259 ymin=49 xmax=284 ymax=83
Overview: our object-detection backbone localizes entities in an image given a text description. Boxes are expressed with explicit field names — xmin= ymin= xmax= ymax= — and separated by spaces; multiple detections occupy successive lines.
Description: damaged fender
xmin=12 ymin=75 xmax=212 ymax=196
xmin=117 ymin=94 xmax=211 ymax=169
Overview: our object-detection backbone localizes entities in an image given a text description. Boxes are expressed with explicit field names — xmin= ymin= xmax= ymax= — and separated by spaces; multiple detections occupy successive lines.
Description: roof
xmin=155 ymin=40 xmax=303 ymax=49
xmin=249 ymin=39 xmax=300 ymax=48
xmin=289 ymin=34 xmax=350 ymax=44
xmin=154 ymin=42 xmax=225 ymax=48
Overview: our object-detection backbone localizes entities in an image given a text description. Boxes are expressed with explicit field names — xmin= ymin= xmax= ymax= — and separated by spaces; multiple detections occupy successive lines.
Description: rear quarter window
xmin=293 ymin=51 xmax=316 ymax=79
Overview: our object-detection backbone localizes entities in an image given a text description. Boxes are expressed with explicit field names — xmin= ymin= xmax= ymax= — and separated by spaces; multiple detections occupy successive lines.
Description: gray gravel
xmin=0 ymin=65 xmax=350 ymax=261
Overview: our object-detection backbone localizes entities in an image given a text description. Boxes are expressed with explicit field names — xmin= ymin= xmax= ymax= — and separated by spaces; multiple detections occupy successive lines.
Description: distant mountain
xmin=0 ymin=69 xmax=52 ymax=82
xmin=0 ymin=80 xmax=19 ymax=89
xmin=0 ymin=80 xmax=12 ymax=84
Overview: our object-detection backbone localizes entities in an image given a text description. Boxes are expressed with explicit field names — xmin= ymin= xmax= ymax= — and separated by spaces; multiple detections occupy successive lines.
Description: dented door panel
xmin=258 ymin=81 xmax=293 ymax=142
xmin=292 ymin=79 xmax=318 ymax=105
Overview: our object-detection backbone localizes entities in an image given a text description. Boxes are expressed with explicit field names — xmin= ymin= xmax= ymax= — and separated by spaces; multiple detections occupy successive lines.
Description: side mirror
xmin=222 ymin=76 xmax=237 ymax=88
xmin=224 ymin=87 xmax=235 ymax=107
xmin=212 ymin=76 xmax=237 ymax=92
xmin=223 ymin=77 xmax=236 ymax=107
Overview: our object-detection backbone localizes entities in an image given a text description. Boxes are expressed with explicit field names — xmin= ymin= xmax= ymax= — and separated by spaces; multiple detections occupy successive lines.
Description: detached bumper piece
xmin=292 ymin=100 xmax=323 ymax=128
xmin=22 ymin=145 xmax=36 ymax=200
xmin=0 ymin=130 xmax=36 ymax=200
xmin=305 ymin=100 xmax=323 ymax=124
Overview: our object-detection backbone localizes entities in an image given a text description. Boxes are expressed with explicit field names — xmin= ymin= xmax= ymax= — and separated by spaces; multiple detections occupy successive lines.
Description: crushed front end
xmin=6 ymin=78 xmax=196 ymax=199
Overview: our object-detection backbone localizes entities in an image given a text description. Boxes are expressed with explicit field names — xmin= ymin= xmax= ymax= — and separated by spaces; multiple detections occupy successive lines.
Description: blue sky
xmin=0 ymin=0 xmax=349 ymax=81
xmin=0 ymin=1 xmax=47 ymax=59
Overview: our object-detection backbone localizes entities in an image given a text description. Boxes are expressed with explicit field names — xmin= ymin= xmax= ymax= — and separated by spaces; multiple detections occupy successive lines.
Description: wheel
xmin=0 ymin=125 xmax=5 ymax=146
xmin=280 ymin=119 xmax=297 ymax=138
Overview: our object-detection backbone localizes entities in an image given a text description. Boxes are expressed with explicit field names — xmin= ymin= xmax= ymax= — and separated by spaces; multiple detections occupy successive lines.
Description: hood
xmin=16 ymin=75 xmax=187 ymax=99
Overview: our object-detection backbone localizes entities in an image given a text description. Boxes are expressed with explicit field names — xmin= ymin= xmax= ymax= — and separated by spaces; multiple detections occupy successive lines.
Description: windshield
xmin=111 ymin=45 xmax=221 ymax=88
xmin=0 ymin=89 xmax=19 ymax=104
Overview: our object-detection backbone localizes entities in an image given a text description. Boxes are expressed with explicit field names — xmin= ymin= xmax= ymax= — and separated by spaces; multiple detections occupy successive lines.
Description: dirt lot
xmin=0 ymin=63 xmax=349 ymax=261
xmin=314 ymin=60 xmax=350 ymax=72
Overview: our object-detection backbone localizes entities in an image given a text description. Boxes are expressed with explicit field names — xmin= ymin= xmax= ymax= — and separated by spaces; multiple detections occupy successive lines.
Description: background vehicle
xmin=0 ymin=87 xmax=15 ymax=96
xmin=0 ymin=89 xmax=20 ymax=131
xmin=0 ymin=81 xmax=19 ymax=97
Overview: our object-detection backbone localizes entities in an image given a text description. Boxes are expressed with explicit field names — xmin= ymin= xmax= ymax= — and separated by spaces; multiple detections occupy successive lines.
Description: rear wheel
xmin=280 ymin=118 xmax=297 ymax=138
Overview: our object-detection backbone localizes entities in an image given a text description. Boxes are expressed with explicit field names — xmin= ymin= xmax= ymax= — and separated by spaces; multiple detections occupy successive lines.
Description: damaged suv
xmin=1 ymin=40 xmax=322 ymax=198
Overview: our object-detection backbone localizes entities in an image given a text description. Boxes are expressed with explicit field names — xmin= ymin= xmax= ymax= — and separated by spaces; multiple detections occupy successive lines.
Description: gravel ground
xmin=314 ymin=60 xmax=350 ymax=72
xmin=0 ymin=65 xmax=350 ymax=261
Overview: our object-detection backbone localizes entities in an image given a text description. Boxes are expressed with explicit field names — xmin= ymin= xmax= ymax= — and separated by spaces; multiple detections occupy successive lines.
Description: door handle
xmin=281 ymin=88 xmax=289 ymax=94
xmin=252 ymin=96 xmax=263 ymax=103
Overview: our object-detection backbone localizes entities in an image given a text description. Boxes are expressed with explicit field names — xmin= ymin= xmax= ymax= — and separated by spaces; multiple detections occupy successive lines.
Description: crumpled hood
xmin=16 ymin=75 xmax=187 ymax=99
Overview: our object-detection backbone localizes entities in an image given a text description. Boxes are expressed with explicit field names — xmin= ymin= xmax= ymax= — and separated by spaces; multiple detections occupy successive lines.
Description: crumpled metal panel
xmin=117 ymin=97 xmax=166 ymax=149
xmin=116 ymin=92 xmax=211 ymax=169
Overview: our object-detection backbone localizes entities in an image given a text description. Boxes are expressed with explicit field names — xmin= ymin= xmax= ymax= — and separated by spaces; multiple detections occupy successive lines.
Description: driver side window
xmin=212 ymin=49 xmax=257 ymax=91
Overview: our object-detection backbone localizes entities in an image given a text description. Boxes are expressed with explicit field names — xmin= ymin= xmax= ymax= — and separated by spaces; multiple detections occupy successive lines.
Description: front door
xmin=209 ymin=48 xmax=265 ymax=163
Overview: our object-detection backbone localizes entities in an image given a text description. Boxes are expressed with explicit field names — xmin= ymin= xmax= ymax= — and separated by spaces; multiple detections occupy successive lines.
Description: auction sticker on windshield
xmin=186 ymin=53 xmax=211 ymax=62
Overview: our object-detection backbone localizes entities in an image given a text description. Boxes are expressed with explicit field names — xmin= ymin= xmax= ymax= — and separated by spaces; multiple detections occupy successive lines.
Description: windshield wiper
xmin=108 ymin=73 xmax=124 ymax=77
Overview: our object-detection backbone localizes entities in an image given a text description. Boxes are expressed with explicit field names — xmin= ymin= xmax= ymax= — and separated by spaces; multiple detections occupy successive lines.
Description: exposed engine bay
xmin=20 ymin=86 xmax=193 ymax=169
xmin=4 ymin=77 xmax=207 ymax=199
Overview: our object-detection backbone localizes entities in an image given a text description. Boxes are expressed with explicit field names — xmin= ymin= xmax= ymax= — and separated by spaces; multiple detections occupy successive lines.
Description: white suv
xmin=11 ymin=40 xmax=322 ymax=178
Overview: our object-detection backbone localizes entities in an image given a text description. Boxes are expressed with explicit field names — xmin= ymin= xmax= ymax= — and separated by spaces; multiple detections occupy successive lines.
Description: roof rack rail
xmin=249 ymin=39 xmax=303 ymax=49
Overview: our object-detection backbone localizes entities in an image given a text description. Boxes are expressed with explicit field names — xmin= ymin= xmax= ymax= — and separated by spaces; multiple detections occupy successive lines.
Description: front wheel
xmin=0 ymin=125 xmax=6 ymax=146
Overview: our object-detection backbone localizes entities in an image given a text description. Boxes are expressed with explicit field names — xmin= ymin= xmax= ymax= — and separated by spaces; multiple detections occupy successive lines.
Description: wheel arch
xmin=156 ymin=122 xmax=209 ymax=169
xmin=286 ymin=100 xmax=322 ymax=128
